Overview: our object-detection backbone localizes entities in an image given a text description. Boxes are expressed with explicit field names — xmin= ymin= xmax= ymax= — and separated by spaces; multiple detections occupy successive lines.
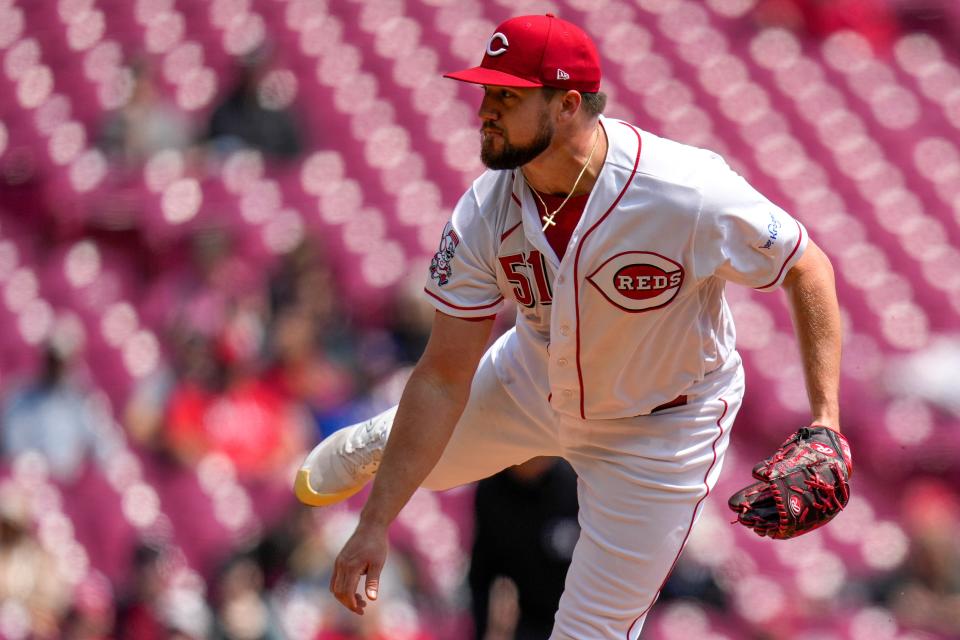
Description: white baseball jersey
xmin=424 ymin=116 xmax=807 ymax=420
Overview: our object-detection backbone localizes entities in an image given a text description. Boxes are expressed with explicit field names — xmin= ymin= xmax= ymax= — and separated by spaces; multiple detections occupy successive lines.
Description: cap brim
xmin=443 ymin=66 xmax=542 ymax=88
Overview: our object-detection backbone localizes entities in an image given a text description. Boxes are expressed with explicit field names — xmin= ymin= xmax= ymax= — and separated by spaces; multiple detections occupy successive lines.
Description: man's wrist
xmin=809 ymin=410 xmax=840 ymax=432
xmin=809 ymin=423 xmax=841 ymax=435
xmin=358 ymin=501 xmax=396 ymax=531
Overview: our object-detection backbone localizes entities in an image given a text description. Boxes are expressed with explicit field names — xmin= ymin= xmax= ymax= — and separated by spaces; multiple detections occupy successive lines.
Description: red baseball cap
xmin=444 ymin=14 xmax=601 ymax=93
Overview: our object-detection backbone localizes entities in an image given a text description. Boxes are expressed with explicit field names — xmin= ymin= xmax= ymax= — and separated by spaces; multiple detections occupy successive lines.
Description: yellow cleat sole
xmin=294 ymin=467 xmax=364 ymax=507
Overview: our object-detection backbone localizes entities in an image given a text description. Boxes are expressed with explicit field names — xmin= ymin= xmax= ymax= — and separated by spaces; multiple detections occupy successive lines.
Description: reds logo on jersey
xmin=587 ymin=252 xmax=684 ymax=312
xmin=430 ymin=223 xmax=460 ymax=286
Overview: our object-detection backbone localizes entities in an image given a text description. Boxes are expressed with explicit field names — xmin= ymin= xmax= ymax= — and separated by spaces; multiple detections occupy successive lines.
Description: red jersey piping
xmin=573 ymin=120 xmax=642 ymax=419
xmin=625 ymin=398 xmax=729 ymax=639
xmin=501 ymin=221 xmax=522 ymax=241
xmin=423 ymin=288 xmax=504 ymax=312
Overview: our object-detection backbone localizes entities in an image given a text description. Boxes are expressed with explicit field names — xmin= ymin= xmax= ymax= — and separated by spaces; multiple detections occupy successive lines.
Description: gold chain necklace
xmin=532 ymin=125 xmax=601 ymax=232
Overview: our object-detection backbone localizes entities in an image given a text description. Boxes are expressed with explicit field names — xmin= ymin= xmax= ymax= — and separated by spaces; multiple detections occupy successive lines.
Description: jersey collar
xmin=511 ymin=116 xmax=642 ymax=267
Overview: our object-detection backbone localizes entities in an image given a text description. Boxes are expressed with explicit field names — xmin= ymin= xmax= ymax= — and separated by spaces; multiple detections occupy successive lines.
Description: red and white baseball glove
xmin=728 ymin=426 xmax=853 ymax=539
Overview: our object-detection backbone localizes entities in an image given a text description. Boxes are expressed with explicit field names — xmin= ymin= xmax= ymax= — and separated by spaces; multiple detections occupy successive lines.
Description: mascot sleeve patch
xmin=430 ymin=222 xmax=460 ymax=286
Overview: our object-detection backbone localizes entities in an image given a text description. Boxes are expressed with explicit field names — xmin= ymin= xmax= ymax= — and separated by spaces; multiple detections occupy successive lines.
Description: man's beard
xmin=480 ymin=110 xmax=554 ymax=170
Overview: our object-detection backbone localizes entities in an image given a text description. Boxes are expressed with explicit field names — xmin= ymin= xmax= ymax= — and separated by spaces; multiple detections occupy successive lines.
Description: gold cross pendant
xmin=542 ymin=214 xmax=557 ymax=232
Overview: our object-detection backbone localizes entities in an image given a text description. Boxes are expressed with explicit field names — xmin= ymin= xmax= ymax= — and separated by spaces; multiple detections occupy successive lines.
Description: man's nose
xmin=478 ymin=96 xmax=498 ymax=123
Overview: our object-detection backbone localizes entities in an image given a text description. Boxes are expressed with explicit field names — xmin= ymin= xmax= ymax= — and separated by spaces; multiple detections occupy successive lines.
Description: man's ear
xmin=557 ymin=90 xmax=583 ymax=123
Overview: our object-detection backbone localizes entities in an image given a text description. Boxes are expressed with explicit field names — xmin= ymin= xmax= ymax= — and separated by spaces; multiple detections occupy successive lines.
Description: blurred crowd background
xmin=1 ymin=0 xmax=960 ymax=638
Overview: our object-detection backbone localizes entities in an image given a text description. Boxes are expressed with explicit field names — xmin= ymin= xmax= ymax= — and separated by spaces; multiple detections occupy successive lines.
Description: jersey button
xmin=557 ymin=276 xmax=566 ymax=284
xmin=559 ymin=325 xmax=570 ymax=336
xmin=557 ymin=357 xmax=568 ymax=367
xmin=562 ymin=389 xmax=573 ymax=398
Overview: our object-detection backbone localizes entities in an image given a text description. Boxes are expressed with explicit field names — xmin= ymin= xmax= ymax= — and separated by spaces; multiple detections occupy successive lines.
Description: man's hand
xmin=327 ymin=312 xmax=494 ymax=614
xmin=329 ymin=522 xmax=388 ymax=614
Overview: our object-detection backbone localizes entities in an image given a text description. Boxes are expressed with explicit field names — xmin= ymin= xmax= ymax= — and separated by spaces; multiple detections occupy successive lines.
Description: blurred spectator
xmin=385 ymin=281 xmax=435 ymax=368
xmin=469 ymin=458 xmax=579 ymax=640
xmin=265 ymin=240 xmax=382 ymax=437
xmin=143 ymin=229 xmax=260 ymax=336
xmin=125 ymin=332 xmax=219 ymax=452
xmin=754 ymin=0 xmax=900 ymax=50
xmin=880 ymin=479 xmax=960 ymax=636
xmin=206 ymin=50 xmax=304 ymax=160
xmin=211 ymin=554 xmax=284 ymax=640
xmin=163 ymin=307 xmax=309 ymax=480
xmin=114 ymin=543 xmax=214 ymax=639
xmin=658 ymin=556 xmax=727 ymax=610
xmin=124 ymin=228 xmax=266 ymax=449
xmin=892 ymin=0 xmax=960 ymax=41
xmin=267 ymin=239 xmax=352 ymax=364
xmin=1 ymin=343 xmax=118 ymax=483
xmin=0 ymin=482 xmax=71 ymax=638
xmin=884 ymin=334 xmax=960 ymax=416
xmin=269 ymin=239 xmax=335 ymax=320
xmin=99 ymin=62 xmax=194 ymax=167
xmin=114 ymin=544 xmax=168 ymax=640
xmin=60 ymin=572 xmax=116 ymax=640
xmin=263 ymin=307 xmax=356 ymax=432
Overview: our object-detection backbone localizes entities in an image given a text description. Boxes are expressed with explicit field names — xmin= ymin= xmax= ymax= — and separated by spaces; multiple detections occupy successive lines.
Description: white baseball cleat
xmin=294 ymin=407 xmax=396 ymax=507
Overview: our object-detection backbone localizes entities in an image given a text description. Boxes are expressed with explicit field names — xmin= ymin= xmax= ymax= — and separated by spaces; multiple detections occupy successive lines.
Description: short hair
xmin=580 ymin=91 xmax=607 ymax=117
xmin=541 ymin=87 xmax=607 ymax=117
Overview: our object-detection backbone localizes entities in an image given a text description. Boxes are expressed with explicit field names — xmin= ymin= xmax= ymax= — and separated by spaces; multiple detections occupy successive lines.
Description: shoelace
xmin=342 ymin=420 xmax=387 ymax=476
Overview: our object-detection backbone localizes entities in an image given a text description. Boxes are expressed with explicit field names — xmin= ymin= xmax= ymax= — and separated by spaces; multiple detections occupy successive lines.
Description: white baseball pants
xmin=416 ymin=339 xmax=745 ymax=639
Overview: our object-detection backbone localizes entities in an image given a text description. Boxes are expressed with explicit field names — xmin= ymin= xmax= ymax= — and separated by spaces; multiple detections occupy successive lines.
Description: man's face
xmin=479 ymin=86 xmax=556 ymax=170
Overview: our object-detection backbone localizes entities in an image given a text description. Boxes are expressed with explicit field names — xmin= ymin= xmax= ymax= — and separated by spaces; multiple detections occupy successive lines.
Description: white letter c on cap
xmin=486 ymin=32 xmax=509 ymax=56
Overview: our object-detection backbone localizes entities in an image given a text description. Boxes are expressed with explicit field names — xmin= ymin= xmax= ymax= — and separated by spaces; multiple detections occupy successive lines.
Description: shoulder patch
xmin=430 ymin=222 xmax=460 ymax=286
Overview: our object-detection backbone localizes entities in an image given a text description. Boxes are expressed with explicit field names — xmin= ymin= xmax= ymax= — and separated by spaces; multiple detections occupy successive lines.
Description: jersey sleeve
xmin=694 ymin=154 xmax=808 ymax=291
xmin=423 ymin=188 xmax=506 ymax=318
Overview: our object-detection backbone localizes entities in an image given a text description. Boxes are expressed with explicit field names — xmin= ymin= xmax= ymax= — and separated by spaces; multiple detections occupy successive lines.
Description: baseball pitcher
xmin=295 ymin=14 xmax=850 ymax=639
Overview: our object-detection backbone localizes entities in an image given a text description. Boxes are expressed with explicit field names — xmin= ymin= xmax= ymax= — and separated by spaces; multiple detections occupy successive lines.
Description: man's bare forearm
xmin=357 ymin=366 xmax=472 ymax=529
xmin=784 ymin=241 xmax=842 ymax=430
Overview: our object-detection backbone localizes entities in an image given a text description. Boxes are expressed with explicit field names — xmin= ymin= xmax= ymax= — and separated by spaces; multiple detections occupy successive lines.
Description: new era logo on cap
xmin=443 ymin=14 xmax=602 ymax=93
